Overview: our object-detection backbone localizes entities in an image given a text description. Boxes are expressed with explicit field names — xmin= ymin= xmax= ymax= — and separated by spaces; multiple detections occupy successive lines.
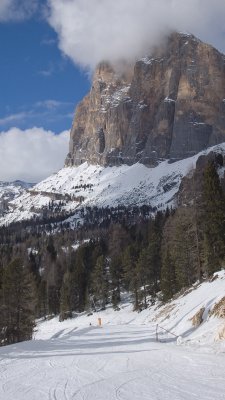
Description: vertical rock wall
xmin=65 ymin=32 xmax=225 ymax=167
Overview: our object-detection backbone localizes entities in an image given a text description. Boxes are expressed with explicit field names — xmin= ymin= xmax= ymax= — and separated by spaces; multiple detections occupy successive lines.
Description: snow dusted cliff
xmin=66 ymin=32 xmax=225 ymax=167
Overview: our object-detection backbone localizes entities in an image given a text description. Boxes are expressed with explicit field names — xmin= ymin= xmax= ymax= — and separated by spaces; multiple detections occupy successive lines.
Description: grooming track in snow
xmin=0 ymin=325 xmax=225 ymax=400
xmin=1 ymin=271 xmax=225 ymax=400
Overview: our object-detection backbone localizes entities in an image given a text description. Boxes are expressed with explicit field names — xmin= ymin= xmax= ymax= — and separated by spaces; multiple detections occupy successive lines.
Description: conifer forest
xmin=1 ymin=159 xmax=225 ymax=346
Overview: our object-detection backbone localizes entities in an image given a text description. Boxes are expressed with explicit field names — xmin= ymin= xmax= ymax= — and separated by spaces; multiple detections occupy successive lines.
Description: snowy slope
xmin=1 ymin=143 xmax=225 ymax=226
xmin=0 ymin=271 xmax=225 ymax=400
xmin=0 ymin=181 xmax=34 ymax=198
xmin=0 ymin=180 xmax=34 ymax=222
xmin=36 ymin=270 xmax=225 ymax=348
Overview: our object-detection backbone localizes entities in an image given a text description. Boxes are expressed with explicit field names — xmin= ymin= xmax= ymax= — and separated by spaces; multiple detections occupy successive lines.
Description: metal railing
xmin=156 ymin=324 xmax=178 ymax=342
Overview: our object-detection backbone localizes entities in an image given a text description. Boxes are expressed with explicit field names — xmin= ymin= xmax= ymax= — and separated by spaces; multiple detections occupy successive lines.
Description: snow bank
xmin=35 ymin=270 xmax=225 ymax=351
xmin=1 ymin=271 xmax=225 ymax=400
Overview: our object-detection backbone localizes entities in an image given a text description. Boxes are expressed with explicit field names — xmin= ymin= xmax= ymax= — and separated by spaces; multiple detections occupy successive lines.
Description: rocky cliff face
xmin=65 ymin=32 xmax=225 ymax=167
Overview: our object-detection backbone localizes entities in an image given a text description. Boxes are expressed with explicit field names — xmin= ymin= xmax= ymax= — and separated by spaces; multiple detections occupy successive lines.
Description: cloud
xmin=34 ymin=100 xmax=73 ymax=110
xmin=0 ymin=127 xmax=69 ymax=182
xmin=0 ymin=0 xmax=38 ymax=22
xmin=38 ymin=64 xmax=55 ymax=77
xmin=47 ymin=0 xmax=225 ymax=70
xmin=0 ymin=100 xmax=74 ymax=132
xmin=0 ymin=112 xmax=29 ymax=126
xmin=41 ymin=38 xmax=57 ymax=46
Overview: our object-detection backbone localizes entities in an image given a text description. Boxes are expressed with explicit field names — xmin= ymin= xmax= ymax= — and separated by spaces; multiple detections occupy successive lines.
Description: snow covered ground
xmin=1 ymin=142 xmax=225 ymax=226
xmin=0 ymin=324 xmax=225 ymax=400
xmin=0 ymin=271 xmax=225 ymax=399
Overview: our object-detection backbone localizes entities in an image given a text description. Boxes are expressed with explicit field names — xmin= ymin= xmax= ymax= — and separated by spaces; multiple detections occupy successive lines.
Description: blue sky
xmin=0 ymin=18 xmax=90 ymax=133
xmin=0 ymin=1 xmax=91 ymax=182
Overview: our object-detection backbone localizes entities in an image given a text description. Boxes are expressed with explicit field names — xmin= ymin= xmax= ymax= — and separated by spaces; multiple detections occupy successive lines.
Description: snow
xmin=164 ymin=97 xmax=175 ymax=103
xmin=62 ymin=239 xmax=90 ymax=253
xmin=139 ymin=56 xmax=165 ymax=65
xmin=138 ymin=101 xmax=148 ymax=109
xmin=27 ymin=248 xmax=39 ymax=255
xmin=139 ymin=56 xmax=154 ymax=65
xmin=0 ymin=271 xmax=225 ymax=399
xmin=0 ymin=181 xmax=34 ymax=210
xmin=35 ymin=270 xmax=225 ymax=349
xmin=1 ymin=324 xmax=224 ymax=400
xmin=1 ymin=142 xmax=225 ymax=226
xmin=100 ymin=84 xmax=131 ymax=112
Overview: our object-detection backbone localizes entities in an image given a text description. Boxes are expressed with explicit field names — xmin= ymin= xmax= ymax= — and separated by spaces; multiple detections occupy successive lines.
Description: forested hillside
xmin=1 ymin=155 xmax=225 ymax=346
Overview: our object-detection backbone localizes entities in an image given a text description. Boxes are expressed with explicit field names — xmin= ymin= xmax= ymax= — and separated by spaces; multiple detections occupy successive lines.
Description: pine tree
xmin=0 ymin=258 xmax=36 ymax=345
xmin=172 ymin=208 xmax=198 ymax=289
xmin=123 ymin=244 xmax=140 ymax=311
xmin=161 ymin=207 xmax=204 ymax=293
xmin=90 ymin=255 xmax=109 ymax=310
xmin=136 ymin=247 xmax=150 ymax=308
xmin=108 ymin=224 xmax=129 ymax=307
xmin=160 ymin=249 xmax=177 ymax=301
xmin=202 ymin=161 xmax=225 ymax=274
xmin=36 ymin=280 xmax=48 ymax=318
xmin=59 ymin=271 xmax=73 ymax=321
xmin=136 ymin=239 xmax=161 ymax=307
xmin=109 ymin=257 xmax=123 ymax=309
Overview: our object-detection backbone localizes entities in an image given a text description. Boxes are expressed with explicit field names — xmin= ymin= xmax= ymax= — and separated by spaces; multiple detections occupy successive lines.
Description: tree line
xmin=0 ymin=158 xmax=225 ymax=346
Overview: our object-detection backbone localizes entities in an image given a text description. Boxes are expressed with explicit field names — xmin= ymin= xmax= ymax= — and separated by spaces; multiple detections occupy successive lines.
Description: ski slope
xmin=0 ymin=324 xmax=225 ymax=400
xmin=1 ymin=271 xmax=225 ymax=400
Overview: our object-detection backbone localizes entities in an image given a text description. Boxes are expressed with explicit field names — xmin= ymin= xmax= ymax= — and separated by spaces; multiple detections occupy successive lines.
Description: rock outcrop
xmin=65 ymin=32 xmax=225 ymax=167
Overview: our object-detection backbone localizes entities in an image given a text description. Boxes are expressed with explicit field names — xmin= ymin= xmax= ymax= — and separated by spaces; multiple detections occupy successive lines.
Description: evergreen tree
xmin=123 ymin=244 xmax=140 ymax=311
xmin=0 ymin=258 xmax=36 ymax=345
xmin=160 ymin=250 xmax=177 ymax=301
xmin=59 ymin=271 xmax=73 ymax=321
xmin=109 ymin=257 xmax=123 ymax=309
xmin=202 ymin=161 xmax=225 ymax=274
xmin=90 ymin=255 xmax=109 ymax=310
xmin=136 ymin=247 xmax=150 ymax=308
xmin=136 ymin=239 xmax=161 ymax=307
xmin=161 ymin=207 xmax=203 ymax=293
xmin=172 ymin=208 xmax=198 ymax=289
xmin=36 ymin=280 xmax=48 ymax=318
xmin=108 ymin=224 xmax=129 ymax=307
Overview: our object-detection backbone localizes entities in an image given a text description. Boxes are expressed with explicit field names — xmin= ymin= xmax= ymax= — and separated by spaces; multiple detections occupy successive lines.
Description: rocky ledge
xmin=65 ymin=32 xmax=225 ymax=167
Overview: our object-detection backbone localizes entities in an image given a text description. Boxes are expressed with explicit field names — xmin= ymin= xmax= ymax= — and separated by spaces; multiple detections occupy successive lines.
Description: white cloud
xmin=0 ymin=112 xmax=29 ymax=126
xmin=0 ymin=127 xmax=69 ymax=182
xmin=38 ymin=64 xmax=55 ymax=77
xmin=34 ymin=100 xmax=73 ymax=110
xmin=0 ymin=100 xmax=74 ymax=130
xmin=0 ymin=0 xmax=38 ymax=22
xmin=47 ymin=0 xmax=225 ymax=70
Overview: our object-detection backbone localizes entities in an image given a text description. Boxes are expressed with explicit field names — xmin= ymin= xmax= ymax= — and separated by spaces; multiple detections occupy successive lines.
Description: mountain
xmin=1 ymin=32 xmax=225 ymax=357
xmin=1 ymin=32 xmax=225 ymax=227
xmin=0 ymin=143 xmax=224 ymax=227
xmin=66 ymin=32 xmax=225 ymax=167
xmin=0 ymin=180 xmax=34 ymax=216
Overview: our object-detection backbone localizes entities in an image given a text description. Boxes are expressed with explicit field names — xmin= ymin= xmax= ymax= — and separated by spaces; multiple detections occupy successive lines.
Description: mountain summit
xmin=66 ymin=32 xmax=225 ymax=167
